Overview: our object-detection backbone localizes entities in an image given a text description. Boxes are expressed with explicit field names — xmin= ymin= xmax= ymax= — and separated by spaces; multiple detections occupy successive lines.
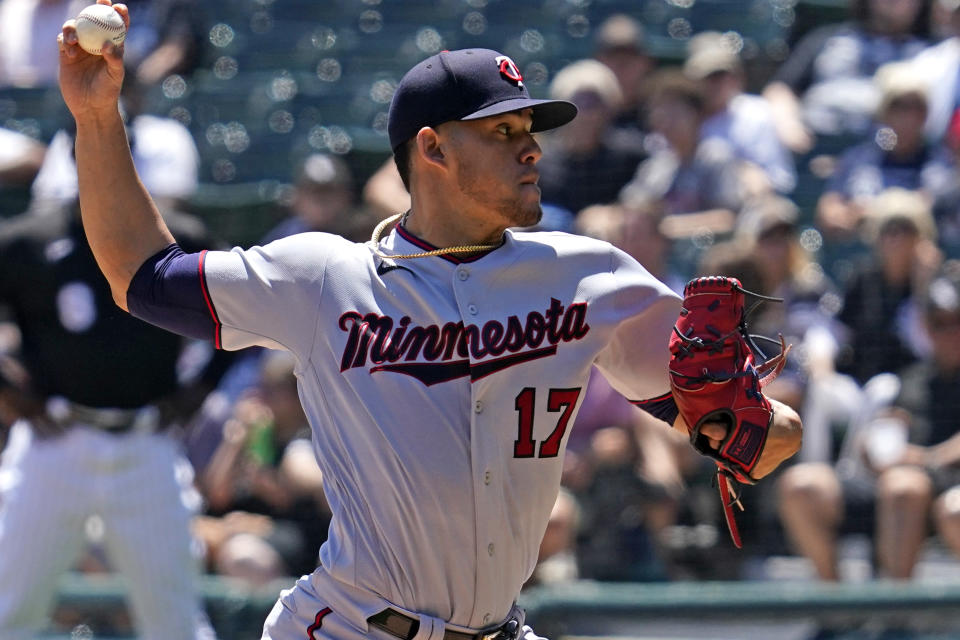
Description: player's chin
xmin=510 ymin=196 xmax=542 ymax=228
xmin=517 ymin=186 xmax=542 ymax=220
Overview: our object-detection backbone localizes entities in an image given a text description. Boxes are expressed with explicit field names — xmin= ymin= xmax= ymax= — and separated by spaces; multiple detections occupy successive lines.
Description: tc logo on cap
xmin=495 ymin=55 xmax=523 ymax=88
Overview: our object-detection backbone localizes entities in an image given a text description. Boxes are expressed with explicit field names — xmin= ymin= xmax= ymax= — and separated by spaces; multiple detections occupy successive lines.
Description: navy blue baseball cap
xmin=388 ymin=48 xmax=578 ymax=151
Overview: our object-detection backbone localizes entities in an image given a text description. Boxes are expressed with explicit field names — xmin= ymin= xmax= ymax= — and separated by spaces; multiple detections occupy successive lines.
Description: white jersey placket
xmin=450 ymin=260 xmax=504 ymax=627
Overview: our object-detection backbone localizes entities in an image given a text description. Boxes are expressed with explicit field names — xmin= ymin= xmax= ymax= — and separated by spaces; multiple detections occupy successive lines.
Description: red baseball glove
xmin=668 ymin=276 xmax=790 ymax=548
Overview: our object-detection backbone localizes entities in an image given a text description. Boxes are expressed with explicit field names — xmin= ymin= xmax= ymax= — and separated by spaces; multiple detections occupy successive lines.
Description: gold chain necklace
xmin=370 ymin=212 xmax=501 ymax=260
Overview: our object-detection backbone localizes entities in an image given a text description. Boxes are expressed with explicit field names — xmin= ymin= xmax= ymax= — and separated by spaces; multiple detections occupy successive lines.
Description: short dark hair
xmin=393 ymin=140 xmax=413 ymax=192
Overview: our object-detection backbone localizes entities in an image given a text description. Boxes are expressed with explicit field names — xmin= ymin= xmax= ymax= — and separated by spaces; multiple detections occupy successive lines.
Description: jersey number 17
xmin=513 ymin=387 xmax=581 ymax=459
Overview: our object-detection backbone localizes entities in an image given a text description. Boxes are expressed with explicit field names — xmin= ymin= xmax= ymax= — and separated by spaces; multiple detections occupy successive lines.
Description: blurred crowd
xmin=4 ymin=0 xmax=960 ymax=636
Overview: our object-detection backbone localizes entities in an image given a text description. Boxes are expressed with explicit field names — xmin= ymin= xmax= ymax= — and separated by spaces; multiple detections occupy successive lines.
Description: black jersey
xmin=0 ymin=200 xmax=210 ymax=409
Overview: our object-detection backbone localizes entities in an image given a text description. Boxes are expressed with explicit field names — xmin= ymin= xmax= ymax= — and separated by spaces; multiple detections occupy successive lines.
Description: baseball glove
xmin=668 ymin=276 xmax=790 ymax=548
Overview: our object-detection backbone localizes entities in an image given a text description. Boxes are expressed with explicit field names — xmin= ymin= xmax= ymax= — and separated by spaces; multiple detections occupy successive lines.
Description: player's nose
xmin=520 ymin=133 xmax=542 ymax=165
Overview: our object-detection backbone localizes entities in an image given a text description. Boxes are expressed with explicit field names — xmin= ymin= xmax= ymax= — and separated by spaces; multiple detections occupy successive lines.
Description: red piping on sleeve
xmin=197 ymin=250 xmax=222 ymax=349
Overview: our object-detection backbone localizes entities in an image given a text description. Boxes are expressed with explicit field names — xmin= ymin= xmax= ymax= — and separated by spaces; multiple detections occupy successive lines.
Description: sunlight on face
xmin=446 ymin=110 xmax=543 ymax=229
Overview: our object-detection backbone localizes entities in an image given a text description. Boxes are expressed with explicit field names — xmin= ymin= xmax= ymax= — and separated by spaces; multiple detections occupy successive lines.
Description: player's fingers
xmin=61 ymin=20 xmax=78 ymax=44
xmin=112 ymin=4 xmax=130 ymax=29
xmin=102 ymin=39 xmax=125 ymax=68
xmin=59 ymin=20 xmax=80 ymax=59
xmin=699 ymin=421 xmax=728 ymax=449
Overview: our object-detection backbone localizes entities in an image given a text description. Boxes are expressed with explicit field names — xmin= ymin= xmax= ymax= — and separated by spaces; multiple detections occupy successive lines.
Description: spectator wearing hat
xmin=816 ymin=61 xmax=955 ymax=240
xmin=735 ymin=196 xmax=842 ymax=407
xmin=537 ymin=59 xmax=647 ymax=217
xmin=592 ymin=14 xmax=655 ymax=150
xmin=619 ymin=70 xmax=744 ymax=238
xmin=836 ymin=187 xmax=943 ymax=385
xmin=683 ymin=32 xmax=796 ymax=195
xmin=262 ymin=153 xmax=376 ymax=244
xmin=762 ymin=0 xmax=931 ymax=152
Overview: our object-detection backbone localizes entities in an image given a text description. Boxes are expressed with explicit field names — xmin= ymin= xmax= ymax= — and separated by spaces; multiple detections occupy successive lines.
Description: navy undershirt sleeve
xmin=632 ymin=392 xmax=680 ymax=426
xmin=127 ymin=243 xmax=221 ymax=345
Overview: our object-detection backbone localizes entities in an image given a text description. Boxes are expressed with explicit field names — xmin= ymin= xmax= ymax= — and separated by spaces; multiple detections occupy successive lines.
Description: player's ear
xmin=415 ymin=127 xmax=447 ymax=171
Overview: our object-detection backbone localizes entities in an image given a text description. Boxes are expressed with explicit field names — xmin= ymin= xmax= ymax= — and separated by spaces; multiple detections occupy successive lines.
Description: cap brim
xmin=461 ymin=98 xmax=578 ymax=133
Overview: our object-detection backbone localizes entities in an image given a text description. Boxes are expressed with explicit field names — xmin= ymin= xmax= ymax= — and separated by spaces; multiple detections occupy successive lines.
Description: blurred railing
xmin=43 ymin=572 xmax=960 ymax=639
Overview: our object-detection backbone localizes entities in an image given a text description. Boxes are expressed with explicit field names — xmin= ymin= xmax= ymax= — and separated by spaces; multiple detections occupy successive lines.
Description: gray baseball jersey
xmin=138 ymin=224 xmax=680 ymax=629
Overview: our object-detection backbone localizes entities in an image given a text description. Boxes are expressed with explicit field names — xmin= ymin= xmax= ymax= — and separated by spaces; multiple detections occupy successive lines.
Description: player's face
xmin=443 ymin=109 xmax=544 ymax=230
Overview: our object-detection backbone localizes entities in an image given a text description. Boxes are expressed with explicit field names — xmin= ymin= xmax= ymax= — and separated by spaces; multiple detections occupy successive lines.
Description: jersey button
xmin=457 ymin=268 xmax=470 ymax=281
xmin=484 ymin=470 xmax=491 ymax=485
xmin=474 ymin=400 xmax=483 ymax=414
xmin=487 ymin=543 xmax=495 ymax=556
xmin=468 ymin=304 xmax=478 ymax=315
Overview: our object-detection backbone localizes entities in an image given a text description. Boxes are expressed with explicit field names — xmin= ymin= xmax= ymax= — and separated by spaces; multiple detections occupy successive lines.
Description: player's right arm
xmin=58 ymin=1 xmax=175 ymax=310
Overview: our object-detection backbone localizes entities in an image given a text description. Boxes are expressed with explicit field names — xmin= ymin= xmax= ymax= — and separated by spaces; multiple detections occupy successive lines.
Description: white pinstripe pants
xmin=0 ymin=421 xmax=215 ymax=640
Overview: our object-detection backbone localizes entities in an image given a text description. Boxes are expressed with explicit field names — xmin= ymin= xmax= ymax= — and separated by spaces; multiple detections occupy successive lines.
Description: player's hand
xmin=673 ymin=398 xmax=802 ymax=480
xmin=751 ymin=398 xmax=801 ymax=479
xmin=57 ymin=0 xmax=127 ymax=120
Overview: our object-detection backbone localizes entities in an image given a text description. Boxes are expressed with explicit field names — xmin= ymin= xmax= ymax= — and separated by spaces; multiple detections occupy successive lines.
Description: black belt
xmin=367 ymin=609 xmax=520 ymax=640
xmin=61 ymin=401 xmax=159 ymax=434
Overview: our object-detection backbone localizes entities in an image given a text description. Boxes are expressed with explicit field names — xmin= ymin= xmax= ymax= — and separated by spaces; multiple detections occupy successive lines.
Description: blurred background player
xmin=0 ymin=148 xmax=222 ymax=638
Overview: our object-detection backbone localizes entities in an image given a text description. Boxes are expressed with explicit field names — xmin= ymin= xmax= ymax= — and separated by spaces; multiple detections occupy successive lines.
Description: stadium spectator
xmin=763 ymin=0 xmax=931 ymax=152
xmin=31 ymin=71 xmax=199 ymax=211
xmin=362 ymin=156 xmax=411 ymax=220
xmin=0 ymin=126 xmax=45 ymax=191
xmin=537 ymin=59 xmax=646 ymax=217
xmin=869 ymin=259 xmax=960 ymax=578
xmin=573 ymin=424 xmax=677 ymax=582
xmin=929 ymin=0 xmax=959 ymax=41
xmin=815 ymin=61 xmax=955 ymax=240
xmin=912 ymin=0 xmax=960 ymax=141
xmin=734 ymin=196 xmax=839 ymax=346
xmin=0 ymin=0 xmax=76 ymax=88
xmin=262 ymin=152 xmax=377 ymax=244
xmin=683 ymin=31 xmax=797 ymax=195
xmin=195 ymin=350 xmax=330 ymax=586
xmin=524 ymin=488 xmax=581 ymax=588
xmin=592 ymin=13 xmax=654 ymax=150
xmin=619 ymin=70 xmax=744 ymax=237
xmin=835 ymin=188 xmax=942 ymax=385
xmin=780 ymin=260 xmax=960 ymax=581
xmin=0 ymin=0 xmax=202 ymax=89
xmin=122 ymin=0 xmax=206 ymax=85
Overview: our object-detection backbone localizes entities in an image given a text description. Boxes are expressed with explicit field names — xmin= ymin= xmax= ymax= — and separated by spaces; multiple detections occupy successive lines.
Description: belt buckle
xmin=482 ymin=618 xmax=519 ymax=640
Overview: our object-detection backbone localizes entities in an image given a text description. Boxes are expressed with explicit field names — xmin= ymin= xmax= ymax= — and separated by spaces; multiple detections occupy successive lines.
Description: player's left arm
xmin=592 ymin=247 xmax=801 ymax=479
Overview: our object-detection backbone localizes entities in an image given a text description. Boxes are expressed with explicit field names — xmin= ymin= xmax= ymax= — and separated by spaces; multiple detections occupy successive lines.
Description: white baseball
xmin=75 ymin=4 xmax=126 ymax=56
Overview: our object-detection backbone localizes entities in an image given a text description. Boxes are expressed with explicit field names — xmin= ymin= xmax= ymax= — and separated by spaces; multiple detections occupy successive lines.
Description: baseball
xmin=74 ymin=4 xmax=126 ymax=56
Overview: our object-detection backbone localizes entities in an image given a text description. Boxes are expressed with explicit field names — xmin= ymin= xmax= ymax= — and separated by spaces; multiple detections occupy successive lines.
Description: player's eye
xmin=496 ymin=123 xmax=511 ymax=136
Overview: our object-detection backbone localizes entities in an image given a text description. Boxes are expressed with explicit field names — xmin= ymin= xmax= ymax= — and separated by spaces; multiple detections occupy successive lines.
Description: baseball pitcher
xmin=58 ymin=3 xmax=801 ymax=639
